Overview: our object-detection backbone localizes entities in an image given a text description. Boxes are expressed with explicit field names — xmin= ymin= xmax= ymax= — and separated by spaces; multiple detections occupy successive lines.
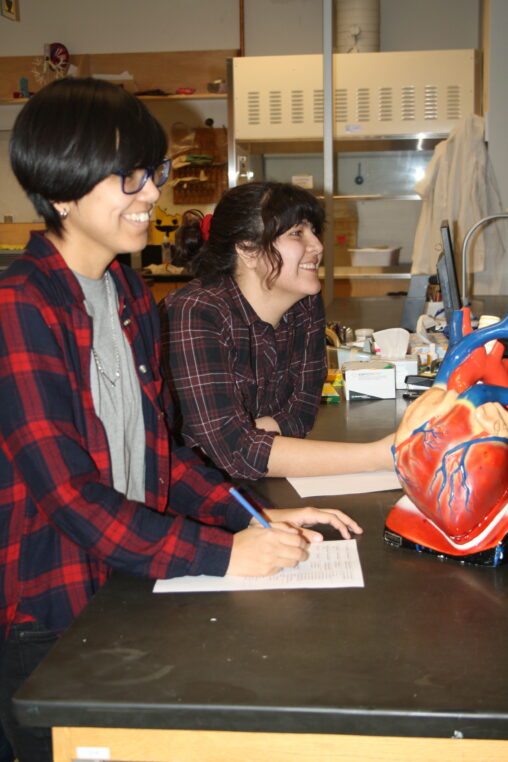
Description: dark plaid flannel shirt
xmin=0 ymin=233 xmax=252 ymax=641
xmin=161 ymin=275 xmax=327 ymax=480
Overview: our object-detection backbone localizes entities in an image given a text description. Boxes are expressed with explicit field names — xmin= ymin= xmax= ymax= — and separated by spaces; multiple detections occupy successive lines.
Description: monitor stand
xmin=400 ymin=274 xmax=430 ymax=332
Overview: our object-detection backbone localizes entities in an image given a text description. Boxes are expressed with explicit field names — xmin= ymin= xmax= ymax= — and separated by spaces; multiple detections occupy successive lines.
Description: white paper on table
xmin=287 ymin=470 xmax=401 ymax=498
xmin=153 ymin=539 xmax=364 ymax=593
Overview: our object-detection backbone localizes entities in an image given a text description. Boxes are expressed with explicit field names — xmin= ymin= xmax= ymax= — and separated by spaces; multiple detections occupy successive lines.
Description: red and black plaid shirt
xmin=161 ymin=275 xmax=327 ymax=480
xmin=0 ymin=233 xmax=252 ymax=640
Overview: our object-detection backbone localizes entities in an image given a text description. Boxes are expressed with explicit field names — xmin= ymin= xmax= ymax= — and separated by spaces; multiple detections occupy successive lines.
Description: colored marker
xmin=229 ymin=487 xmax=271 ymax=528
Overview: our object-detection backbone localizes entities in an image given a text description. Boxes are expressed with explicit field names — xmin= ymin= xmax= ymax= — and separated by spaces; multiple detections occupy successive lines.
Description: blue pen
xmin=229 ymin=486 xmax=271 ymax=528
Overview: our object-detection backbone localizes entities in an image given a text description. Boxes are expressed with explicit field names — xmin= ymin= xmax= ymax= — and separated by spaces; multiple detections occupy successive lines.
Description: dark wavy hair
xmin=174 ymin=181 xmax=325 ymax=287
xmin=10 ymin=77 xmax=168 ymax=234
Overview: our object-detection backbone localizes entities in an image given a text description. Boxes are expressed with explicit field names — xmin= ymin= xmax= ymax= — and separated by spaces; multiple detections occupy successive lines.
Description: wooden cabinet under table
xmin=50 ymin=727 xmax=508 ymax=762
xmin=13 ymin=391 xmax=508 ymax=762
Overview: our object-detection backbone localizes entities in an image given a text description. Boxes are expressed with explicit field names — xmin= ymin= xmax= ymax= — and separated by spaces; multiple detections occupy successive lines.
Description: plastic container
xmin=349 ymin=247 xmax=400 ymax=266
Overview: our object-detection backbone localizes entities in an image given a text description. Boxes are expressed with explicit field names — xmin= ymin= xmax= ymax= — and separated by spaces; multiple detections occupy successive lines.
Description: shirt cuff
xmin=191 ymin=534 xmax=233 ymax=577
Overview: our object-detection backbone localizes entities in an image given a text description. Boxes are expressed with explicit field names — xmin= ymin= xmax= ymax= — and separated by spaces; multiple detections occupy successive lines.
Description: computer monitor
xmin=437 ymin=221 xmax=462 ymax=327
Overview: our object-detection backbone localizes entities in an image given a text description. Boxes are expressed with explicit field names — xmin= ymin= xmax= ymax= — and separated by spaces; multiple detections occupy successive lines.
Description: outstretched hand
xmin=262 ymin=506 xmax=362 ymax=540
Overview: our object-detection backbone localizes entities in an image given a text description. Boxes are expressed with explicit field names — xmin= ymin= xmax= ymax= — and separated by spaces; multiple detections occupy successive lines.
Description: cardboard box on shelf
xmin=349 ymin=247 xmax=400 ymax=266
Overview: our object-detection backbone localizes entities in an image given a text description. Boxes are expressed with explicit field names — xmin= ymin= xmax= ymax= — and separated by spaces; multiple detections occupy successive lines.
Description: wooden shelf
xmin=139 ymin=93 xmax=226 ymax=101
xmin=320 ymin=265 xmax=411 ymax=278
xmin=0 ymin=92 xmax=227 ymax=106
xmin=0 ymin=49 xmax=237 ymax=101
xmin=237 ymin=136 xmax=443 ymax=155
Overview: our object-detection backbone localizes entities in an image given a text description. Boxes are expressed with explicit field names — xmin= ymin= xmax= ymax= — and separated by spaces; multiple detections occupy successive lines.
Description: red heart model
xmin=388 ymin=308 xmax=508 ymax=561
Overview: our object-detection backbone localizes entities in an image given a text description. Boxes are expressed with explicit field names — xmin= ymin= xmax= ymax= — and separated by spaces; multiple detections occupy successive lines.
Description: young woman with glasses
xmin=0 ymin=78 xmax=362 ymax=762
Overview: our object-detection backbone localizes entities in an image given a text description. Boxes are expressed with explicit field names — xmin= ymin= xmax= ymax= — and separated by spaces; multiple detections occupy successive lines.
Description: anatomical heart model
xmin=385 ymin=308 xmax=508 ymax=566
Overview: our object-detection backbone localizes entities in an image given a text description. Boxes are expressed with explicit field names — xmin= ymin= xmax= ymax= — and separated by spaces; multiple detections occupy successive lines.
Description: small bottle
xmin=237 ymin=156 xmax=250 ymax=185
xmin=161 ymin=235 xmax=172 ymax=265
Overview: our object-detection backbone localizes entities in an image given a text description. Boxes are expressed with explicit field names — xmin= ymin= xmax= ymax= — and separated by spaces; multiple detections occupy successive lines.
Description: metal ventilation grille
xmin=247 ymin=91 xmax=260 ymax=125
xmin=233 ymin=51 xmax=479 ymax=139
xmin=401 ymin=85 xmax=416 ymax=120
xmin=313 ymin=89 xmax=324 ymax=123
xmin=424 ymin=85 xmax=438 ymax=119
xmin=447 ymin=84 xmax=461 ymax=119
xmin=379 ymin=87 xmax=392 ymax=122
xmin=356 ymin=88 xmax=370 ymax=121
xmin=335 ymin=88 xmax=348 ymax=122
xmin=269 ymin=91 xmax=282 ymax=124
xmin=291 ymin=90 xmax=304 ymax=123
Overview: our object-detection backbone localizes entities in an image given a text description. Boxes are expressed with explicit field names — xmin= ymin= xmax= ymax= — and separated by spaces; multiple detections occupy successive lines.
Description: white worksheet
xmin=153 ymin=539 xmax=364 ymax=593
xmin=287 ymin=470 xmax=401 ymax=498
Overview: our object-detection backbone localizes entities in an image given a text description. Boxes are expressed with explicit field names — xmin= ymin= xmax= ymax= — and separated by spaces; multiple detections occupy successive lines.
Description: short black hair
xmin=10 ymin=77 xmax=168 ymax=234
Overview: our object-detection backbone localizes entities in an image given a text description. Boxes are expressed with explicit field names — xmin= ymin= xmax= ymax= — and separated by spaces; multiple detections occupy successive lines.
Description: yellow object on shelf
xmin=321 ymin=370 xmax=343 ymax=404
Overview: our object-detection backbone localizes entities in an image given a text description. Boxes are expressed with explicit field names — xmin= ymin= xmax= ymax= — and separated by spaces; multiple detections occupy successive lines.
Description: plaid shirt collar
xmin=26 ymin=230 xmax=144 ymax=315
xmin=225 ymin=274 xmax=294 ymax=331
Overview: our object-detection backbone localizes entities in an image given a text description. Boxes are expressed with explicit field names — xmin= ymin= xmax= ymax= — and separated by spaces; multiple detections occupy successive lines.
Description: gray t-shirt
xmin=75 ymin=270 xmax=146 ymax=502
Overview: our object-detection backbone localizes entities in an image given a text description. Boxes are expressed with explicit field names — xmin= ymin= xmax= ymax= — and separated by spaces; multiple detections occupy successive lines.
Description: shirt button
xmin=138 ymin=364 xmax=148 ymax=374
xmin=159 ymin=477 xmax=165 ymax=485
xmin=123 ymin=318 xmax=131 ymax=326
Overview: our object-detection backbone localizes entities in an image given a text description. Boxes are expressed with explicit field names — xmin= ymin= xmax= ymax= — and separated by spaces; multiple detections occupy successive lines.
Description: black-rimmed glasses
xmin=116 ymin=158 xmax=171 ymax=194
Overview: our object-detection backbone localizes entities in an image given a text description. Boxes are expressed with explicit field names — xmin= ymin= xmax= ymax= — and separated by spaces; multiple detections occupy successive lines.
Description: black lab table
xmin=13 ymin=295 xmax=508 ymax=762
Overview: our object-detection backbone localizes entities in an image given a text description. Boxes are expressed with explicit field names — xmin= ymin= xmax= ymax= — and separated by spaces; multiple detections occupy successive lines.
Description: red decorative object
xmin=33 ymin=42 xmax=70 ymax=85
xmin=48 ymin=42 xmax=70 ymax=74
xmin=200 ymin=213 xmax=213 ymax=241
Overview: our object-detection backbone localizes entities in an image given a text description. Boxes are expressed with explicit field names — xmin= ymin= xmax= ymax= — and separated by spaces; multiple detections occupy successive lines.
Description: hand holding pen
xmin=227 ymin=487 xmax=362 ymax=577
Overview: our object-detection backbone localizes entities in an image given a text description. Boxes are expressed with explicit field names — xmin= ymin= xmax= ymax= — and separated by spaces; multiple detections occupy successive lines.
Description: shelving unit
xmin=0 ymin=49 xmax=236 ymax=100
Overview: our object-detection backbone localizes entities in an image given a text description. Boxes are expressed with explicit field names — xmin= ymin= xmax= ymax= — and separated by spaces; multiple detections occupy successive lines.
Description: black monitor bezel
xmin=437 ymin=221 xmax=462 ymax=326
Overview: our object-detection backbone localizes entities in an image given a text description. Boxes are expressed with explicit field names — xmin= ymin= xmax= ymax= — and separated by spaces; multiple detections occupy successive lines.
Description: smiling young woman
xmin=160 ymin=181 xmax=395 ymax=481
xmin=1 ymin=83 xmax=365 ymax=762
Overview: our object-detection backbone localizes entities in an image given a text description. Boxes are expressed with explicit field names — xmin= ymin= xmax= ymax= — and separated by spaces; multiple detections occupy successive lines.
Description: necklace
xmin=91 ymin=271 xmax=121 ymax=387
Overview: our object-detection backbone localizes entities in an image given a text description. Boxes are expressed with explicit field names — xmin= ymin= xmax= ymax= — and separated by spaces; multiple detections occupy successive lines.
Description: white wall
xmin=0 ymin=0 xmax=240 ymax=54
xmin=244 ymin=0 xmax=323 ymax=55
xmin=0 ymin=129 xmax=34 ymax=221
xmin=242 ymin=0 xmax=481 ymax=57
xmin=0 ymin=0 xmax=483 ymax=63
xmin=380 ymin=0 xmax=480 ymax=51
